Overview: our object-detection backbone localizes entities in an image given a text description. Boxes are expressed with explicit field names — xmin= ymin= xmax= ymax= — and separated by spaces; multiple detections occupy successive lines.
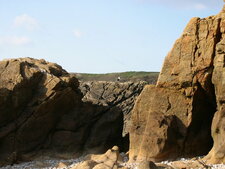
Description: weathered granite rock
xmin=73 ymin=146 xmax=123 ymax=169
xmin=204 ymin=6 xmax=225 ymax=164
xmin=0 ymin=58 xmax=81 ymax=165
xmin=72 ymin=160 xmax=98 ymax=169
xmin=129 ymin=86 xmax=193 ymax=162
xmin=75 ymin=146 xmax=159 ymax=169
xmin=136 ymin=161 xmax=158 ymax=169
xmin=129 ymin=5 xmax=225 ymax=163
xmin=0 ymin=58 xmax=146 ymax=166
xmin=56 ymin=162 xmax=68 ymax=168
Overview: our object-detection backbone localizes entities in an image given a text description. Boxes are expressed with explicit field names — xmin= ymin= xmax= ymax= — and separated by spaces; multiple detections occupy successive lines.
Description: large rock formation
xmin=0 ymin=58 xmax=80 ymax=164
xmin=204 ymin=6 xmax=225 ymax=164
xmin=129 ymin=5 xmax=225 ymax=164
xmin=0 ymin=58 xmax=145 ymax=166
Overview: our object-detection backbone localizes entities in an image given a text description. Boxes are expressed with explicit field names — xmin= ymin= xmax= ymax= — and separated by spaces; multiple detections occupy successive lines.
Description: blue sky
xmin=0 ymin=0 xmax=224 ymax=73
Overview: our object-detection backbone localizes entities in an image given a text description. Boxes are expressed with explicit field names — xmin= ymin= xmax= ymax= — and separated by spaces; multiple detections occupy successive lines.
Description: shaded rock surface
xmin=129 ymin=4 xmax=225 ymax=164
xmin=204 ymin=6 xmax=225 ymax=164
xmin=0 ymin=57 xmax=79 ymax=165
xmin=73 ymin=146 xmax=121 ymax=169
xmin=0 ymin=58 xmax=146 ymax=166
xmin=79 ymin=81 xmax=147 ymax=137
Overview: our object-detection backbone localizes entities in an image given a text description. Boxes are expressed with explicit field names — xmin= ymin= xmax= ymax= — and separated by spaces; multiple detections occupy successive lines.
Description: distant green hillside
xmin=74 ymin=71 xmax=159 ymax=84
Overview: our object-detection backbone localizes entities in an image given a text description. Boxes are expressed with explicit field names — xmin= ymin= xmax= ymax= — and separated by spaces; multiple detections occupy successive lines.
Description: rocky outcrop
xmin=0 ymin=58 xmax=80 ymax=164
xmin=129 ymin=5 xmax=225 ymax=164
xmin=79 ymin=81 xmax=146 ymax=137
xmin=0 ymin=58 xmax=145 ymax=166
xmin=73 ymin=146 xmax=122 ymax=169
xmin=204 ymin=6 xmax=225 ymax=164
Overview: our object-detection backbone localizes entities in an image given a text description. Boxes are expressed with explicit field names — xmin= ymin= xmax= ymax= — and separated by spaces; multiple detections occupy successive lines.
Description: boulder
xmin=0 ymin=58 xmax=145 ymax=166
xmin=71 ymin=160 xmax=98 ymax=169
xmin=73 ymin=146 xmax=122 ymax=169
xmin=56 ymin=162 xmax=68 ymax=168
xmin=129 ymin=5 xmax=225 ymax=163
xmin=136 ymin=161 xmax=158 ymax=169
xmin=0 ymin=58 xmax=80 ymax=165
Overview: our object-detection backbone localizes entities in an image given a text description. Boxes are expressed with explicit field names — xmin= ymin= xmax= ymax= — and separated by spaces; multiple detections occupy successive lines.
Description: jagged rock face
xmin=0 ymin=58 xmax=146 ymax=166
xmin=205 ymin=6 xmax=225 ymax=164
xmin=0 ymin=58 xmax=82 ymax=165
xmin=129 ymin=5 xmax=225 ymax=163
xmin=79 ymin=81 xmax=147 ymax=137
xmin=73 ymin=81 xmax=146 ymax=155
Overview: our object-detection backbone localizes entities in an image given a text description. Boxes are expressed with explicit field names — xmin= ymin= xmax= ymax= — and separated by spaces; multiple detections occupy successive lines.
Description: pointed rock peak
xmin=218 ymin=5 xmax=225 ymax=16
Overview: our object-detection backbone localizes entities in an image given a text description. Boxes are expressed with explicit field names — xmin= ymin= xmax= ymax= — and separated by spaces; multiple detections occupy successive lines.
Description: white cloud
xmin=73 ymin=29 xmax=83 ymax=38
xmin=193 ymin=3 xmax=207 ymax=10
xmin=13 ymin=14 xmax=39 ymax=31
xmin=0 ymin=36 xmax=32 ymax=46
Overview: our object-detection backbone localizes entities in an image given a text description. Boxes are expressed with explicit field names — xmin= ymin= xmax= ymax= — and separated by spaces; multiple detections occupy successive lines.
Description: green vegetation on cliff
xmin=74 ymin=71 xmax=159 ymax=84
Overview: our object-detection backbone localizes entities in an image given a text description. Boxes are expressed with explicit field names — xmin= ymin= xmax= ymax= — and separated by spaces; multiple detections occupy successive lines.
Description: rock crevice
xmin=0 ymin=58 xmax=146 ymax=166
xmin=129 ymin=5 xmax=225 ymax=164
